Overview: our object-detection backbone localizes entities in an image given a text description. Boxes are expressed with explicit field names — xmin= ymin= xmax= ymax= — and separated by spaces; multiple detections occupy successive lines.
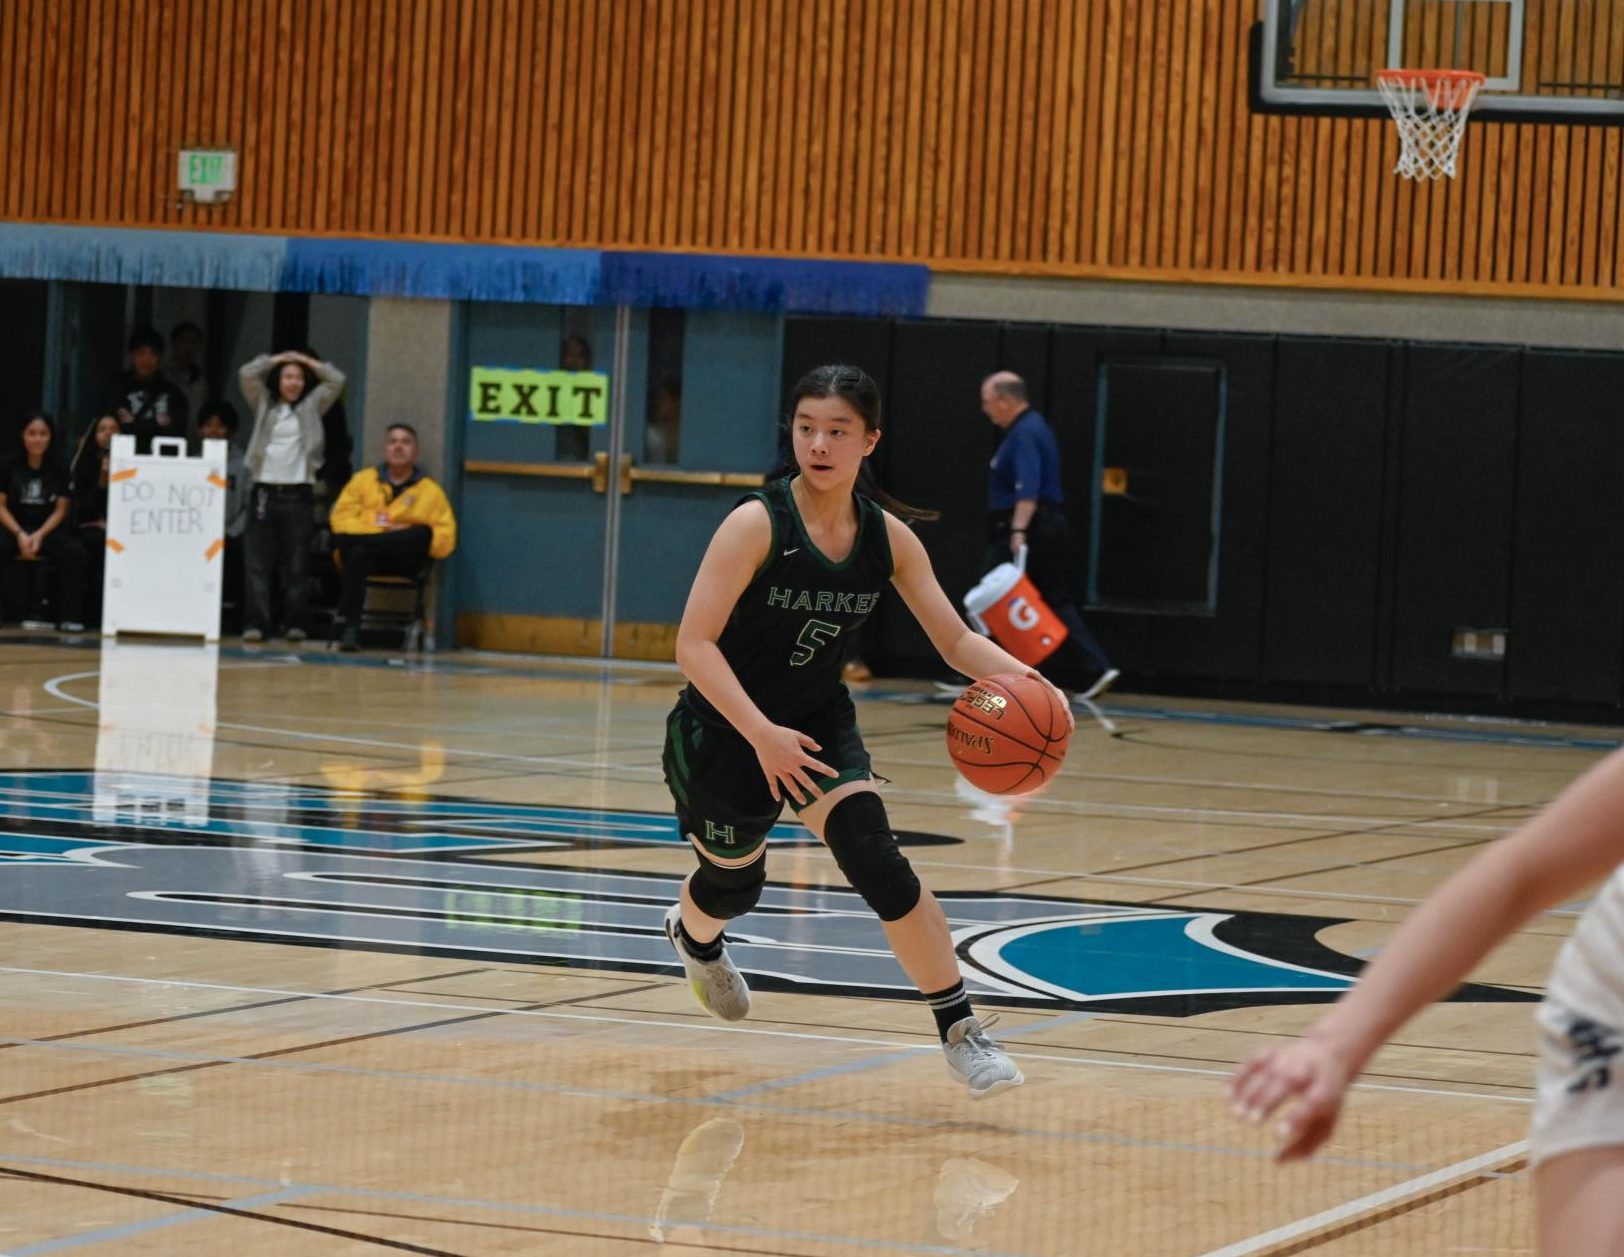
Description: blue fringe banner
xmin=0 ymin=223 xmax=286 ymax=290
xmin=0 ymin=224 xmax=930 ymax=316
xmin=600 ymin=251 xmax=929 ymax=316
xmin=280 ymin=238 xmax=603 ymax=304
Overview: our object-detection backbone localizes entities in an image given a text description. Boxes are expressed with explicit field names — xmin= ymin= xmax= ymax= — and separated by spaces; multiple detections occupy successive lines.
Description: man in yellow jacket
xmin=329 ymin=423 xmax=456 ymax=651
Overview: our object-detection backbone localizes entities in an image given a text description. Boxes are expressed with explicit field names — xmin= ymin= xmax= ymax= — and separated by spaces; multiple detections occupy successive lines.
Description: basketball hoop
xmin=1376 ymin=69 xmax=1485 ymax=181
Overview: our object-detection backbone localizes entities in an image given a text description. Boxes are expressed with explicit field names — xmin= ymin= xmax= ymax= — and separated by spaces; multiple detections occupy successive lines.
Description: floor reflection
xmin=93 ymin=638 xmax=218 ymax=828
xmin=645 ymin=1110 xmax=1022 ymax=1249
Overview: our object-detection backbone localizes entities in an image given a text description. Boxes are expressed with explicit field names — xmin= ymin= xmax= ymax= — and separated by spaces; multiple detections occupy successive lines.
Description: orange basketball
xmin=946 ymin=672 xmax=1071 ymax=795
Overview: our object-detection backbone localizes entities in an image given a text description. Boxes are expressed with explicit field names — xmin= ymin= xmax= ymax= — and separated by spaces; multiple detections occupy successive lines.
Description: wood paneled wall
xmin=4 ymin=0 xmax=1620 ymax=297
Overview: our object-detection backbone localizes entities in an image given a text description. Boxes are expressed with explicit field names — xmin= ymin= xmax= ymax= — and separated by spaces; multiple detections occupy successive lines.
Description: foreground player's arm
xmin=1233 ymin=743 xmax=1624 ymax=1161
xmin=674 ymin=500 xmax=834 ymax=803
xmin=885 ymin=515 xmax=1073 ymax=731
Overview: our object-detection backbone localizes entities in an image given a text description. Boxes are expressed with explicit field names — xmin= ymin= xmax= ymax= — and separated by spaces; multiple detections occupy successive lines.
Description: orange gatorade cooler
xmin=962 ymin=547 xmax=1069 ymax=665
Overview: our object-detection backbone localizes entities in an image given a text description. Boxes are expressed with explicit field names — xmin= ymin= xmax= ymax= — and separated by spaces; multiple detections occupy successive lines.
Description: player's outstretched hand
xmin=1230 ymin=1036 xmax=1356 ymax=1161
xmin=1022 ymin=669 xmax=1076 ymax=734
xmin=751 ymin=724 xmax=835 ymax=806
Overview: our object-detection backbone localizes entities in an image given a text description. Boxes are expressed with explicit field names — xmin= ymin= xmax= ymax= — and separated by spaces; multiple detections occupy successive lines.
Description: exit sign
xmin=177 ymin=149 xmax=236 ymax=203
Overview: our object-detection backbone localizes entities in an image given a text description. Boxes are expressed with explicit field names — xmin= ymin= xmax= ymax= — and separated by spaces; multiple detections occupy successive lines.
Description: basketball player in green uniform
xmin=661 ymin=364 xmax=1072 ymax=1099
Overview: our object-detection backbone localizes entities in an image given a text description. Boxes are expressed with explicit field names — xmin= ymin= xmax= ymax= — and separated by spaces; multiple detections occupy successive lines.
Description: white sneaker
xmin=934 ymin=1156 xmax=1021 ymax=1241
xmin=664 ymin=904 xmax=751 ymax=1021
xmin=943 ymin=1015 xmax=1024 ymax=1099
xmin=1079 ymin=668 xmax=1120 ymax=701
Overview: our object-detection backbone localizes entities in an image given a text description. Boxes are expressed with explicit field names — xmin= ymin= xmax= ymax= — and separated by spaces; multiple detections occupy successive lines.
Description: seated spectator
xmin=197 ymin=402 xmax=247 ymax=633
xmin=0 ymin=411 xmax=88 ymax=631
xmin=238 ymin=348 xmax=344 ymax=644
xmin=328 ymin=423 xmax=456 ymax=651
xmin=114 ymin=328 xmax=190 ymax=452
xmin=70 ymin=412 xmax=120 ymax=625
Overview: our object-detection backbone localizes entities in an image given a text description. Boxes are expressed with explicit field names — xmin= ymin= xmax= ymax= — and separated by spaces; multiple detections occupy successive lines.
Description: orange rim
xmin=1377 ymin=67 xmax=1486 ymax=108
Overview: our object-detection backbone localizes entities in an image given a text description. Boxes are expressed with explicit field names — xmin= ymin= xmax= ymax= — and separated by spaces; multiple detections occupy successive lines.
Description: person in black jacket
xmin=112 ymin=328 xmax=189 ymax=452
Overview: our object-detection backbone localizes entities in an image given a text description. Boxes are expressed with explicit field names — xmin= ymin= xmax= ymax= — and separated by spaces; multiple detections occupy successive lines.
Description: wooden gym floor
xmin=0 ymin=636 xmax=1603 ymax=1255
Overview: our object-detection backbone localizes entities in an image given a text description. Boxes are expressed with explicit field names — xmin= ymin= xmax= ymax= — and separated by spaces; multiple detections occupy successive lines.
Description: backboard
xmin=1254 ymin=0 xmax=1624 ymax=123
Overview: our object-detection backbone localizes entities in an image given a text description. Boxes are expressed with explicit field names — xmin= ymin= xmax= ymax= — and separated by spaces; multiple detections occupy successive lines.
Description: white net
xmin=1376 ymin=69 xmax=1485 ymax=180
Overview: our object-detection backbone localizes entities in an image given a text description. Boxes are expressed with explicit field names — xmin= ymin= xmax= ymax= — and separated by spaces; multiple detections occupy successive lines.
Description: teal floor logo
xmin=0 ymin=772 xmax=1533 ymax=1015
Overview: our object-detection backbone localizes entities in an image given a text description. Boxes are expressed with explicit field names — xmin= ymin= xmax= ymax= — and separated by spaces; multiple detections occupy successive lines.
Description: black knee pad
xmin=822 ymin=792 xmax=921 ymax=922
xmin=688 ymin=853 xmax=766 ymax=920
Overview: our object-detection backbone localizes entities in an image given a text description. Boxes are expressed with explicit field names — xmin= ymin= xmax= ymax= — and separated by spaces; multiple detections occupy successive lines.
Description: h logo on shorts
xmin=705 ymin=820 xmax=737 ymax=846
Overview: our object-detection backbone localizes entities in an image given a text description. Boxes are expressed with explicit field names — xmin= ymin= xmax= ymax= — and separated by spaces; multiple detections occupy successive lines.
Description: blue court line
xmin=0 ymin=1154 xmax=1034 ymax=1257
xmin=709 ymin=1045 xmax=931 ymax=1101
xmin=9 ymin=1185 xmax=317 ymax=1254
xmin=711 ymin=1009 xmax=1106 ymax=1102
xmin=0 ymin=1036 xmax=1436 ymax=1169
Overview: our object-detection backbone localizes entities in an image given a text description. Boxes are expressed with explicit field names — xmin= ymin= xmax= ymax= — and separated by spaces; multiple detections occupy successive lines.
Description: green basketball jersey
xmin=683 ymin=476 xmax=894 ymax=726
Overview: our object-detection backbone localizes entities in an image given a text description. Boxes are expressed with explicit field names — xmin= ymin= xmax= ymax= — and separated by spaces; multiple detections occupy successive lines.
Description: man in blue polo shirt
xmin=980 ymin=371 xmax=1118 ymax=700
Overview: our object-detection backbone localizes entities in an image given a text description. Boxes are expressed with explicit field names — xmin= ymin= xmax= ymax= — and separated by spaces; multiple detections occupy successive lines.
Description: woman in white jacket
xmin=236 ymin=350 xmax=343 ymax=643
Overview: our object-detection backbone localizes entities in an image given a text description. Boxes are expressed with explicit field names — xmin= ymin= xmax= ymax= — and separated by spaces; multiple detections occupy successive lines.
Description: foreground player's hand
xmin=1023 ymin=669 xmax=1076 ymax=734
xmin=751 ymin=724 xmax=835 ymax=806
xmin=1229 ymin=1036 xmax=1354 ymax=1161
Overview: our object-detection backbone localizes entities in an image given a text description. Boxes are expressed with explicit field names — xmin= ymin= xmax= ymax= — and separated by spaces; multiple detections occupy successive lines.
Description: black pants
xmin=334 ymin=526 xmax=432 ymax=624
xmin=77 ymin=524 xmax=105 ymax=624
xmin=0 ymin=528 xmax=88 ymax=625
xmin=245 ymin=483 xmax=314 ymax=634
xmin=987 ymin=507 xmax=1113 ymax=689
xmin=219 ymin=535 xmax=245 ymax=634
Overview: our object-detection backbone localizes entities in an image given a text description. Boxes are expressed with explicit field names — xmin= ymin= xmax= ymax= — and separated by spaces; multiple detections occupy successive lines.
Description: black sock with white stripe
xmin=677 ymin=918 xmax=724 ymax=962
xmin=923 ymin=980 xmax=974 ymax=1041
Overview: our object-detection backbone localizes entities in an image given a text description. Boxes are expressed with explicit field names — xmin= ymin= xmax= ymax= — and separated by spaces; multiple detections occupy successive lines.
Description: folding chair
xmin=332 ymin=559 xmax=434 ymax=652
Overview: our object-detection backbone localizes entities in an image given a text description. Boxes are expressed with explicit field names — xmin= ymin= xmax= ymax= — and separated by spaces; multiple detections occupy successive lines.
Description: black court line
xmin=0 ymin=706 xmax=638 ymax=782
xmin=387 ymin=974 xmax=678 ymax=1002
xmin=987 ymin=813 xmax=1520 ymax=903
xmin=0 ymin=1165 xmax=470 ymax=1256
xmin=0 ymin=707 xmax=442 ymax=770
xmin=0 ymin=979 xmax=671 ymax=1107
xmin=1096 ymin=801 xmax=1520 ymax=880
xmin=284 ymin=1200 xmax=799 ymax=1256
xmin=0 ymin=966 xmax=491 ymax=1051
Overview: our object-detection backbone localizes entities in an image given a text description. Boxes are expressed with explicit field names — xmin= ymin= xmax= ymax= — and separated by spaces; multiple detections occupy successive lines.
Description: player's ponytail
xmin=785 ymin=364 xmax=939 ymax=525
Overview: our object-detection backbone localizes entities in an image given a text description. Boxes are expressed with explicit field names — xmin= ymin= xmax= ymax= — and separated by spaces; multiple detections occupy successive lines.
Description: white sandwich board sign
xmin=102 ymin=435 xmax=227 ymax=639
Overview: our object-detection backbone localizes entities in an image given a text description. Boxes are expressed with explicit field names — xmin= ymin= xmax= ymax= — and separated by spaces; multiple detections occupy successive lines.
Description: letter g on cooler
xmin=1007 ymin=597 xmax=1040 ymax=633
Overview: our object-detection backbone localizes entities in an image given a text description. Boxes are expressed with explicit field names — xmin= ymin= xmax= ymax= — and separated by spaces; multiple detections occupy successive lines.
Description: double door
xmin=456 ymin=303 xmax=783 ymax=658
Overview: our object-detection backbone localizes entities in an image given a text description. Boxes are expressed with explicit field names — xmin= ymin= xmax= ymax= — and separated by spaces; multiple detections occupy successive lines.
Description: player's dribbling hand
xmin=1022 ymin=669 xmax=1076 ymax=734
xmin=751 ymin=724 xmax=835 ymax=806
xmin=1229 ymin=1036 xmax=1354 ymax=1162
